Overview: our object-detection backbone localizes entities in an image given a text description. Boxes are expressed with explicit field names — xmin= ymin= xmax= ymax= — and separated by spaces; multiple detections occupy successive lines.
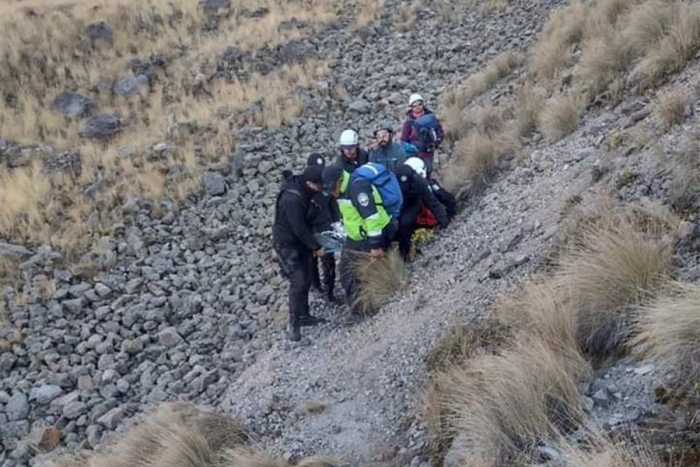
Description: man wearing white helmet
xmin=395 ymin=157 xmax=449 ymax=261
xmin=400 ymin=93 xmax=444 ymax=178
xmin=337 ymin=129 xmax=369 ymax=175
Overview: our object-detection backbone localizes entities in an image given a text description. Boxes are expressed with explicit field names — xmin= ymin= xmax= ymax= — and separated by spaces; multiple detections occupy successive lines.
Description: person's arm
xmin=400 ymin=120 xmax=412 ymax=143
xmin=350 ymin=180 xmax=385 ymax=251
xmin=417 ymin=176 xmax=448 ymax=228
xmin=435 ymin=116 xmax=445 ymax=145
xmin=284 ymin=195 xmax=320 ymax=251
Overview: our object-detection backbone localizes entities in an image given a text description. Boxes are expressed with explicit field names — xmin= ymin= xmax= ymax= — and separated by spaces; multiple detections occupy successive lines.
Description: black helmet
xmin=374 ymin=120 xmax=393 ymax=136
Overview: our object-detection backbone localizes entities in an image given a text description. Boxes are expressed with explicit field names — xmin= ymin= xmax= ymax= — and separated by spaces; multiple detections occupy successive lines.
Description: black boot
xmin=287 ymin=320 xmax=301 ymax=341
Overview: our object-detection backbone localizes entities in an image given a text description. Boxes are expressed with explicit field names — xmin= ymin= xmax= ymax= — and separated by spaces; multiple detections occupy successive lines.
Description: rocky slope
xmin=2 ymin=0 xmax=699 ymax=466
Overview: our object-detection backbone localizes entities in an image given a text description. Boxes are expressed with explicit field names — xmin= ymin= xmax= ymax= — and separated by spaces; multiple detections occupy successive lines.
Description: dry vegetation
xmin=655 ymin=89 xmax=693 ymax=131
xmin=0 ymin=0 xmax=374 ymax=269
xmin=531 ymin=0 xmax=700 ymax=97
xmin=50 ymin=402 xmax=337 ymax=467
xmin=422 ymin=198 xmax=686 ymax=465
xmin=632 ymin=282 xmax=700 ymax=386
xmin=351 ymin=249 xmax=408 ymax=314
xmin=538 ymin=93 xmax=581 ymax=141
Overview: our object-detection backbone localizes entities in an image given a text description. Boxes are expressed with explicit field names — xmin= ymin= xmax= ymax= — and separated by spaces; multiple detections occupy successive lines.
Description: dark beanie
xmin=303 ymin=165 xmax=324 ymax=184
xmin=322 ymin=165 xmax=344 ymax=191
xmin=307 ymin=153 xmax=326 ymax=167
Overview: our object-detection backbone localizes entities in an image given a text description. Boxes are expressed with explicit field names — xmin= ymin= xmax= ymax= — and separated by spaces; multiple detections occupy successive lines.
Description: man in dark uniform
xmin=395 ymin=157 xmax=449 ymax=261
xmin=272 ymin=165 xmax=328 ymax=341
xmin=306 ymin=153 xmax=339 ymax=302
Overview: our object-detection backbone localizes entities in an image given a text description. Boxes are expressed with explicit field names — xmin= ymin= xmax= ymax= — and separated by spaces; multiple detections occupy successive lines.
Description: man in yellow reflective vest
xmin=322 ymin=164 xmax=398 ymax=323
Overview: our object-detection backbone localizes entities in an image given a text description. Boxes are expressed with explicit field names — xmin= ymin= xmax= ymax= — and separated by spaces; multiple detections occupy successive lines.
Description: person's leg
xmin=398 ymin=204 xmax=421 ymax=260
xmin=433 ymin=184 xmax=457 ymax=221
xmin=322 ymin=253 xmax=336 ymax=301
xmin=297 ymin=252 xmax=327 ymax=327
xmin=310 ymin=255 xmax=321 ymax=291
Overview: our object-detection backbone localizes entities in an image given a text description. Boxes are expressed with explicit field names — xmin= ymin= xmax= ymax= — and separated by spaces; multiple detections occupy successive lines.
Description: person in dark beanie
xmin=306 ymin=153 xmax=340 ymax=302
xmin=272 ymin=165 xmax=328 ymax=341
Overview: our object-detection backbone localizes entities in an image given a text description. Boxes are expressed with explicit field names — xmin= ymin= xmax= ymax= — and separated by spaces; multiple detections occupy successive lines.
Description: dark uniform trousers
xmin=274 ymin=243 xmax=313 ymax=326
xmin=311 ymin=253 xmax=336 ymax=294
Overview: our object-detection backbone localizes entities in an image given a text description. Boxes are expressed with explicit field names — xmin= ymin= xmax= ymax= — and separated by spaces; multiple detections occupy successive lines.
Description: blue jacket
xmin=369 ymin=142 xmax=407 ymax=173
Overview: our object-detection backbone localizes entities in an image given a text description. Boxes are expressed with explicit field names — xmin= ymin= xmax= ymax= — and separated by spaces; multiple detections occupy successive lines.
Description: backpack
xmin=351 ymin=162 xmax=404 ymax=220
xmin=413 ymin=113 xmax=440 ymax=152
xmin=402 ymin=142 xmax=419 ymax=157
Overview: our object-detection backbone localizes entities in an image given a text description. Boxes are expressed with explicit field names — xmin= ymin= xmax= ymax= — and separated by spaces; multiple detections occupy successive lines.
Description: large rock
xmin=79 ymin=114 xmax=122 ymax=140
xmin=51 ymin=91 xmax=94 ymax=119
xmin=203 ymin=171 xmax=226 ymax=196
xmin=198 ymin=0 xmax=231 ymax=13
xmin=85 ymin=22 xmax=113 ymax=46
xmin=114 ymin=75 xmax=150 ymax=97
xmin=0 ymin=242 xmax=31 ymax=260
xmin=29 ymin=385 xmax=63 ymax=405
xmin=348 ymin=98 xmax=372 ymax=114
xmin=63 ymin=401 xmax=88 ymax=419
xmin=7 ymin=392 xmax=29 ymax=421
xmin=158 ymin=327 xmax=184 ymax=348
xmin=97 ymin=407 xmax=125 ymax=430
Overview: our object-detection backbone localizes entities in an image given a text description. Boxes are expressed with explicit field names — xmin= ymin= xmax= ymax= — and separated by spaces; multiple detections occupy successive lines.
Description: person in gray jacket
xmin=369 ymin=121 xmax=406 ymax=173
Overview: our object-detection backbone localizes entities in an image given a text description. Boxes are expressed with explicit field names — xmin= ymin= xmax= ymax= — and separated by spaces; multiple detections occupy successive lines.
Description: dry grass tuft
xmin=494 ymin=279 xmax=578 ymax=356
xmin=440 ymin=88 xmax=469 ymax=144
xmin=421 ymin=321 xmax=511 ymax=463
xmin=630 ymin=2 xmax=700 ymax=91
xmin=462 ymin=51 xmax=522 ymax=99
xmin=513 ymin=83 xmax=547 ymax=137
xmin=539 ymin=93 xmax=580 ymax=142
xmin=50 ymin=401 xmax=338 ymax=467
xmin=632 ymin=281 xmax=700 ymax=386
xmin=655 ymin=89 xmax=693 ymax=131
xmin=445 ymin=132 xmax=500 ymax=195
xmin=444 ymin=335 xmax=588 ymax=466
xmin=529 ymin=1 xmax=587 ymax=79
xmin=554 ymin=207 xmax=676 ymax=358
xmin=668 ymin=135 xmax=700 ymax=213
xmin=550 ymin=435 xmax=665 ymax=467
xmin=425 ymin=321 xmax=511 ymax=373
xmin=351 ymin=249 xmax=408 ymax=314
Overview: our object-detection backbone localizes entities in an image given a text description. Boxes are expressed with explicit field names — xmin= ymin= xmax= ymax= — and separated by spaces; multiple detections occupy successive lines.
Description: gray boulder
xmin=0 ymin=242 xmax=31 ymax=260
xmin=85 ymin=22 xmax=113 ymax=46
xmin=29 ymin=385 xmax=63 ymax=405
xmin=51 ymin=91 xmax=94 ymax=119
xmin=348 ymin=98 xmax=372 ymax=114
xmin=198 ymin=0 xmax=231 ymax=13
xmin=114 ymin=75 xmax=150 ymax=97
xmin=79 ymin=114 xmax=122 ymax=140
xmin=7 ymin=392 xmax=29 ymax=421
xmin=203 ymin=171 xmax=226 ymax=196
xmin=158 ymin=327 xmax=184 ymax=348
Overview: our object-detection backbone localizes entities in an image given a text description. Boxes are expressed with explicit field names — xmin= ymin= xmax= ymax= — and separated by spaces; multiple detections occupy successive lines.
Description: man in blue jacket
xmin=369 ymin=121 xmax=407 ymax=173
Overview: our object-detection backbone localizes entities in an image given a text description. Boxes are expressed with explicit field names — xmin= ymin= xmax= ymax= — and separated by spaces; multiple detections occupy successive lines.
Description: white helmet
xmin=409 ymin=93 xmax=424 ymax=107
xmin=405 ymin=157 xmax=426 ymax=178
xmin=339 ymin=129 xmax=358 ymax=146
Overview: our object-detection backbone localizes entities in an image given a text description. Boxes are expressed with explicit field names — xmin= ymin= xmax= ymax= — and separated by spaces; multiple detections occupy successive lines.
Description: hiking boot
xmin=287 ymin=325 xmax=301 ymax=342
xmin=299 ymin=314 xmax=327 ymax=327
